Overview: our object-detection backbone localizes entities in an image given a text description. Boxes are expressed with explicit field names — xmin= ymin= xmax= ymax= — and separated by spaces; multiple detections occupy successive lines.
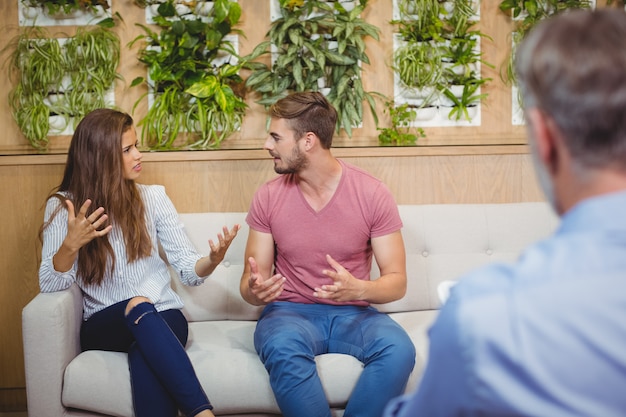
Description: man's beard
xmin=274 ymin=146 xmax=308 ymax=174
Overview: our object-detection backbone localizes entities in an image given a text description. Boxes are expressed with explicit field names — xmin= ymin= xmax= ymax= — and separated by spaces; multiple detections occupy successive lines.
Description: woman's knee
xmin=124 ymin=296 xmax=153 ymax=317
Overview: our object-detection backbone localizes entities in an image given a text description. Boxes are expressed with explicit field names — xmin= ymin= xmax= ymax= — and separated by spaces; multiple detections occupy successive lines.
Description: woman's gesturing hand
xmin=64 ymin=199 xmax=113 ymax=251
xmin=208 ymin=224 xmax=241 ymax=264
xmin=195 ymin=224 xmax=241 ymax=278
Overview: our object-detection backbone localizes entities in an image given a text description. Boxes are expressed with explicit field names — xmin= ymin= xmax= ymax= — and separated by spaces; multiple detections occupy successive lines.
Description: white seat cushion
xmin=62 ymin=311 xmax=439 ymax=416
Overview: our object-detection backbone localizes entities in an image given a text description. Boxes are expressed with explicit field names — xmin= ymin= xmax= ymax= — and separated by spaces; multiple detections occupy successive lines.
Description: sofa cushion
xmin=62 ymin=310 xmax=438 ymax=416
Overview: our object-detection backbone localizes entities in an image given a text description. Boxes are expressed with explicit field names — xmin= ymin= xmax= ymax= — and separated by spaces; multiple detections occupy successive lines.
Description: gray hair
xmin=515 ymin=8 xmax=626 ymax=171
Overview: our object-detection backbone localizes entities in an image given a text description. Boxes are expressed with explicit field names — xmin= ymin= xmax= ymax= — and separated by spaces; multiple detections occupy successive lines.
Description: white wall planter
xmin=18 ymin=0 xmax=111 ymax=26
xmin=412 ymin=105 xmax=438 ymax=122
xmin=339 ymin=1 xmax=357 ymax=12
xmin=195 ymin=1 xmax=214 ymax=16
xmin=48 ymin=114 xmax=68 ymax=132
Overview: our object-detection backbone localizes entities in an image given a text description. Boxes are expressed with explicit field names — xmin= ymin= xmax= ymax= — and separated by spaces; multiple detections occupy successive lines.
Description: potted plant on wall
xmin=3 ymin=21 xmax=121 ymax=150
xmin=499 ymin=0 xmax=592 ymax=86
xmin=130 ymin=0 xmax=247 ymax=150
xmin=391 ymin=0 xmax=491 ymax=123
xmin=377 ymin=100 xmax=425 ymax=145
xmin=392 ymin=0 xmax=443 ymax=97
xmin=244 ymin=0 xmax=380 ymax=137
xmin=393 ymin=40 xmax=442 ymax=105
xmin=437 ymin=4 xmax=493 ymax=121
xmin=64 ymin=25 xmax=121 ymax=124
xmin=20 ymin=0 xmax=110 ymax=19
xmin=440 ymin=77 xmax=487 ymax=121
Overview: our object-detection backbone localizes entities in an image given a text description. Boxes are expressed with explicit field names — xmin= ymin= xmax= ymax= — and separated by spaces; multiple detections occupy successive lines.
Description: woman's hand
xmin=195 ymin=224 xmax=241 ymax=277
xmin=53 ymin=199 xmax=112 ymax=273
xmin=64 ymin=199 xmax=112 ymax=252
xmin=208 ymin=224 xmax=241 ymax=264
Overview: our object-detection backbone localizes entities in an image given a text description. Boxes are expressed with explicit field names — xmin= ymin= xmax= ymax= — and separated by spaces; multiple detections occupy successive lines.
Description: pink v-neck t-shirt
xmin=246 ymin=159 xmax=402 ymax=306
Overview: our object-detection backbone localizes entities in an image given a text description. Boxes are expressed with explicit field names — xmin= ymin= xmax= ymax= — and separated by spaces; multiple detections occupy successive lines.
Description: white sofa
xmin=22 ymin=203 xmax=559 ymax=417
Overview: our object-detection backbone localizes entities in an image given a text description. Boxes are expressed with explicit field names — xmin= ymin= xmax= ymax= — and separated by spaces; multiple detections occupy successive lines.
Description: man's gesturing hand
xmin=247 ymin=256 xmax=285 ymax=305
xmin=314 ymin=254 xmax=366 ymax=302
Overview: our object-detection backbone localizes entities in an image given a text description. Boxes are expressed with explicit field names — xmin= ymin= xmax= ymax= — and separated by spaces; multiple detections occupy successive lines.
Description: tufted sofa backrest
xmin=170 ymin=203 xmax=559 ymax=322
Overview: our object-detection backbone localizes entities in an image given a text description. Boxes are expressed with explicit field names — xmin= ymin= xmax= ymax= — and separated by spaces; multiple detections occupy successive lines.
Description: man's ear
xmin=526 ymin=108 xmax=560 ymax=175
xmin=303 ymin=131 xmax=317 ymax=151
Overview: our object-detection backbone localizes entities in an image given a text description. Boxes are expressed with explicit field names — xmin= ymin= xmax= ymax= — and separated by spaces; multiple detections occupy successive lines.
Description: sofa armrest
xmin=22 ymin=284 xmax=83 ymax=417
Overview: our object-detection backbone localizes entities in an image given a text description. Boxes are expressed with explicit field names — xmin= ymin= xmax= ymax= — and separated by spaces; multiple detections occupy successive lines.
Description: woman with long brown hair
xmin=39 ymin=108 xmax=239 ymax=417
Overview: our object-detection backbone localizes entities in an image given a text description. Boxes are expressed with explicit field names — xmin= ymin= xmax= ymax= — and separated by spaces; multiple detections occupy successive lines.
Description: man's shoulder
xmin=339 ymin=159 xmax=393 ymax=202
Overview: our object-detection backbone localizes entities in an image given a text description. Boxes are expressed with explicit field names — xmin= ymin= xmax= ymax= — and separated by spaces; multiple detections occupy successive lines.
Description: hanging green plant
xmin=244 ymin=0 xmax=380 ymax=137
xmin=395 ymin=0 xmax=444 ymax=43
xmin=390 ymin=0 xmax=492 ymax=123
xmin=499 ymin=0 xmax=592 ymax=85
xmin=394 ymin=40 xmax=442 ymax=92
xmin=2 ymin=21 xmax=121 ymax=150
xmin=440 ymin=77 xmax=487 ymax=121
xmin=64 ymin=25 xmax=121 ymax=126
xmin=130 ymin=0 xmax=247 ymax=150
xmin=20 ymin=0 xmax=110 ymax=16
xmin=377 ymin=100 xmax=425 ymax=146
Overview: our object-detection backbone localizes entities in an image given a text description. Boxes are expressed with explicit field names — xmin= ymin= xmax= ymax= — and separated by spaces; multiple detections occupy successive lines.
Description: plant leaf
xmin=185 ymin=76 xmax=219 ymax=98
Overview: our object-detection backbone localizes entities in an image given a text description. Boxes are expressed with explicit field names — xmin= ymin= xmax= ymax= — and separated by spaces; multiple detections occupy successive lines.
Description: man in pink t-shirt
xmin=240 ymin=92 xmax=415 ymax=417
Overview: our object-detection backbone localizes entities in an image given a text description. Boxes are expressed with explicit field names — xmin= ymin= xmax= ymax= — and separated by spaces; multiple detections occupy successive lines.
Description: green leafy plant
xmin=244 ymin=0 xmax=380 ymax=137
xmin=395 ymin=0 xmax=443 ymax=43
xmin=394 ymin=40 xmax=442 ymax=93
xmin=3 ymin=22 xmax=121 ymax=150
xmin=130 ymin=0 xmax=247 ymax=149
xmin=377 ymin=100 xmax=424 ymax=146
xmin=391 ymin=0 xmax=491 ymax=122
xmin=440 ymin=10 xmax=493 ymax=86
xmin=499 ymin=0 xmax=592 ymax=85
xmin=441 ymin=78 xmax=487 ymax=121
xmin=20 ymin=0 xmax=110 ymax=16
xmin=64 ymin=25 xmax=121 ymax=124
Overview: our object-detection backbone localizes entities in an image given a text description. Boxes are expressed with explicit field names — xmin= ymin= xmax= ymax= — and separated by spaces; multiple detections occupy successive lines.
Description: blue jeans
xmin=254 ymin=302 xmax=416 ymax=417
xmin=81 ymin=299 xmax=212 ymax=417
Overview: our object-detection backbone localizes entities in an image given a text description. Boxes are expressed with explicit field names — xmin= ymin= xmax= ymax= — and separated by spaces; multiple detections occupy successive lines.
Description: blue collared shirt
xmin=385 ymin=191 xmax=626 ymax=417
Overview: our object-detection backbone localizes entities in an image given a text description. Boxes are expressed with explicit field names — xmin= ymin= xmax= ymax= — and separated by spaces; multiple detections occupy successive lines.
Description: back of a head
xmin=269 ymin=91 xmax=337 ymax=149
xmin=515 ymin=9 xmax=626 ymax=171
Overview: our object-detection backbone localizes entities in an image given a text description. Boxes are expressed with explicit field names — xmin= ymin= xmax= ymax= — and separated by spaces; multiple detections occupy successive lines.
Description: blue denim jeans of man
xmin=81 ymin=299 xmax=212 ymax=417
xmin=254 ymin=302 xmax=416 ymax=417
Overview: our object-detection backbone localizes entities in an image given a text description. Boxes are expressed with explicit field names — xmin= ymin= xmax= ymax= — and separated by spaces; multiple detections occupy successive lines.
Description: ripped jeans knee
xmin=125 ymin=298 xmax=156 ymax=328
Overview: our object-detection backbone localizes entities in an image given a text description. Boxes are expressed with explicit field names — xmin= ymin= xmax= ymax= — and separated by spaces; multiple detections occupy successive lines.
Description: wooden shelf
xmin=0 ymin=144 xmax=530 ymax=166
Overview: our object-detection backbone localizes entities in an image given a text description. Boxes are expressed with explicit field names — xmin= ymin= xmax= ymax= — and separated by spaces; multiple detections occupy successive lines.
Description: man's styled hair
xmin=269 ymin=91 xmax=338 ymax=149
xmin=515 ymin=8 xmax=626 ymax=171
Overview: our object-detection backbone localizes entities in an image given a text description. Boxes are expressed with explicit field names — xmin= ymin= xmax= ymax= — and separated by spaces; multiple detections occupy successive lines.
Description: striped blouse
xmin=39 ymin=184 xmax=206 ymax=320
